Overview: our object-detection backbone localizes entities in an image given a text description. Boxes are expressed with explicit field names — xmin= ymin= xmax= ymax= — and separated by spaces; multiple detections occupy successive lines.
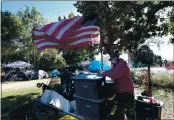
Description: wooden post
xmin=100 ymin=45 xmax=103 ymax=70
xmin=147 ymin=47 xmax=152 ymax=97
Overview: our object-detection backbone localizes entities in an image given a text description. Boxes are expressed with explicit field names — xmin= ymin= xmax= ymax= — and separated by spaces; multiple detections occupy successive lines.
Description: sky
xmin=2 ymin=1 xmax=81 ymax=22
xmin=2 ymin=1 xmax=173 ymax=61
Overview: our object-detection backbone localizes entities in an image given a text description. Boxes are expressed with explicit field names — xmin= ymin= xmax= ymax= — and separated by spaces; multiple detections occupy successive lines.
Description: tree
xmin=1 ymin=11 xmax=23 ymax=63
xmin=38 ymin=49 xmax=66 ymax=70
xmin=74 ymin=1 xmax=174 ymax=55
xmin=129 ymin=36 xmax=165 ymax=67
xmin=14 ymin=6 xmax=60 ymax=69
xmin=153 ymin=55 xmax=163 ymax=67
xmin=68 ymin=12 xmax=75 ymax=18
xmin=169 ymin=7 xmax=174 ymax=43
xmin=169 ymin=7 xmax=174 ymax=35
xmin=1 ymin=6 xmax=48 ymax=64
xmin=17 ymin=6 xmax=48 ymax=65
xmin=58 ymin=12 xmax=100 ymax=66
xmin=58 ymin=16 xmax=61 ymax=21
xmin=1 ymin=6 xmax=67 ymax=71
xmin=63 ymin=16 xmax=66 ymax=19
xmin=130 ymin=45 xmax=163 ymax=67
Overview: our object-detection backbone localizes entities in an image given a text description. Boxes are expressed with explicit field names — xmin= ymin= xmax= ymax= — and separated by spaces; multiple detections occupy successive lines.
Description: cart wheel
xmin=37 ymin=83 xmax=43 ymax=88
xmin=133 ymin=76 xmax=142 ymax=88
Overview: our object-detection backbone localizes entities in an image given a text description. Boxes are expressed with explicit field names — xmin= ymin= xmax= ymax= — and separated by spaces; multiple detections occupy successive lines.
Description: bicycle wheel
xmin=132 ymin=76 xmax=142 ymax=88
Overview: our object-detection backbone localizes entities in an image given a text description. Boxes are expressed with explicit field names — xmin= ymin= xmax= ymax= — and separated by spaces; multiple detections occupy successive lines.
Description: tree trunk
xmin=103 ymin=1 xmax=115 ymax=55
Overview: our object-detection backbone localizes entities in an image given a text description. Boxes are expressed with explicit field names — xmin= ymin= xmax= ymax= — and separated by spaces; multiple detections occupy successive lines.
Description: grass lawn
xmin=1 ymin=86 xmax=42 ymax=120
xmin=135 ymin=86 xmax=174 ymax=119
xmin=2 ymin=87 xmax=42 ymax=98
xmin=151 ymin=88 xmax=174 ymax=119
xmin=1 ymin=80 xmax=174 ymax=120
xmin=132 ymin=70 xmax=174 ymax=89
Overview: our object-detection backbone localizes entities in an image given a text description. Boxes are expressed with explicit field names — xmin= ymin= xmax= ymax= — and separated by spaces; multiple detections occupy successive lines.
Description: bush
xmin=131 ymin=69 xmax=145 ymax=80
xmin=131 ymin=69 xmax=174 ymax=89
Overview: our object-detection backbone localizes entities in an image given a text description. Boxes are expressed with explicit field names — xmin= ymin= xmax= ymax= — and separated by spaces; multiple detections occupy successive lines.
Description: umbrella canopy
xmin=3 ymin=61 xmax=31 ymax=68
xmin=32 ymin=15 xmax=100 ymax=50
xmin=88 ymin=60 xmax=111 ymax=72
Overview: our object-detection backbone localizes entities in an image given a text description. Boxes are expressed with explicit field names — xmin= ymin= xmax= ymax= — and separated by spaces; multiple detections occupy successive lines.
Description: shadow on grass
xmin=1 ymin=93 xmax=39 ymax=120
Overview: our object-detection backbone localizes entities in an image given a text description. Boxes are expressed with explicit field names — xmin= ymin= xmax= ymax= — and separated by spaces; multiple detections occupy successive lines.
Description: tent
xmin=5 ymin=71 xmax=29 ymax=81
xmin=88 ymin=60 xmax=111 ymax=72
xmin=50 ymin=69 xmax=60 ymax=77
xmin=3 ymin=61 xmax=31 ymax=68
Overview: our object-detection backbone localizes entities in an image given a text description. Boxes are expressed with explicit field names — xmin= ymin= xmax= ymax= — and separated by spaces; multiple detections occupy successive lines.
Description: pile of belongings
xmin=40 ymin=89 xmax=77 ymax=113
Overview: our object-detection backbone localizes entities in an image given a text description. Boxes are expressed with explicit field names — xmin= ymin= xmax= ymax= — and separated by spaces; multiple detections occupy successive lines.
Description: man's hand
xmin=98 ymin=70 xmax=105 ymax=75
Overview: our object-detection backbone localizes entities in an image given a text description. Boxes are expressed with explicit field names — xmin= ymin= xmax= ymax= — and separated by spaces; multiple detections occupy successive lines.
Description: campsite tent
xmin=3 ymin=61 xmax=31 ymax=68
xmin=88 ymin=60 xmax=111 ymax=72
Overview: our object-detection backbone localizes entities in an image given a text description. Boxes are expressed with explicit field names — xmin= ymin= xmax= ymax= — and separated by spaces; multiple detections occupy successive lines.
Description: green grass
xmin=1 ymin=87 xmax=42 ymax=120
xmin=1 ymin=74 xmax=173 ymax=120
xmin=132 ymin=70 xmax=174 ymax=89
xmin=2 ymin=87 xmax=42 ymax=98
xmin=135 ymin=86 xmax=174 ymax=119
xmin=151 ymin=73 xmax=174 ymax=89
xmin=2 ymin=78 xmax=48 ymax=84
xmin=152 ymin=88 xmax=174 ymax=119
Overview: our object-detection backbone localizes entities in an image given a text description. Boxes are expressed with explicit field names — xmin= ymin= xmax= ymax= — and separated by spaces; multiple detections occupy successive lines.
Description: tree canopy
xmin=1 ymin=9 xmax=99 ymax=69
xmin=169 ymin=7 xmax=174 ymax=43
xmin=74 ymin=1 xmax=174 ymax=55
xmin=1 ymin=11 xmax=23 ymax=61
xmin=2 ymin=2 xmax=174 ymax=69
xmin=74 ymin=1 xmax=173 ymax=67
xmin=169 ymin=7 xmax=174 ymax=35
xmin=1 ymin=6 xmax=66 ymax=70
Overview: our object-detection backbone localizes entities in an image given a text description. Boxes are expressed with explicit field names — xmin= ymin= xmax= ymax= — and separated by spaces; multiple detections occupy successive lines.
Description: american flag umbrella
xmin=32 ymin=15 xmax=100 ymax=50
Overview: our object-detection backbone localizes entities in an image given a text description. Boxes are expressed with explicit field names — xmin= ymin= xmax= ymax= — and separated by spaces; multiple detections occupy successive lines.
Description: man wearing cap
xmin=99 ymin=51 xmax=136 ymax=120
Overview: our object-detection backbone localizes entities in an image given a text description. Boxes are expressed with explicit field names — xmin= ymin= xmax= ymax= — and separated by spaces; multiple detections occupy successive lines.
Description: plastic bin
xmin=71 ymin=73 xmax=105 ymax=100
xmin=73 ymin=94 xmax=107 ymax=120
xmin=135 ymin=99 xmax=164 ymax=119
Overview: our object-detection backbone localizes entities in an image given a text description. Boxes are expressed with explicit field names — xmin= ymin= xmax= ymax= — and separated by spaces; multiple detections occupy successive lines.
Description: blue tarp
xmin=88 ymin=60 xmax=111 ymax=72
xmin=50 ymin=69 xmax=60 ymax=77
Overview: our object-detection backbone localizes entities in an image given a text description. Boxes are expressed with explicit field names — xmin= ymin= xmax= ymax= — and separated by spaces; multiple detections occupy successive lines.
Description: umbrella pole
xmin=100 ymin=45 xmax=103 ymax=70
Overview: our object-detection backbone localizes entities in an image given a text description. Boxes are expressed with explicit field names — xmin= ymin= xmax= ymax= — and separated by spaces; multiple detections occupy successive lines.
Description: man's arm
xmin=104 ymin=67 xmax=114 ymax=73
xmin=103 ymin=63 xmax=125 ymax=80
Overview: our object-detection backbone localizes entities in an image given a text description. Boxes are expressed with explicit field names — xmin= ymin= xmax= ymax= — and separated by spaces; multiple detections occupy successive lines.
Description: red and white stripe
xmin=34 ymin=35 xmax=100 ymax=50
xmin=32 ymin=16 xmax=100 ymax=50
